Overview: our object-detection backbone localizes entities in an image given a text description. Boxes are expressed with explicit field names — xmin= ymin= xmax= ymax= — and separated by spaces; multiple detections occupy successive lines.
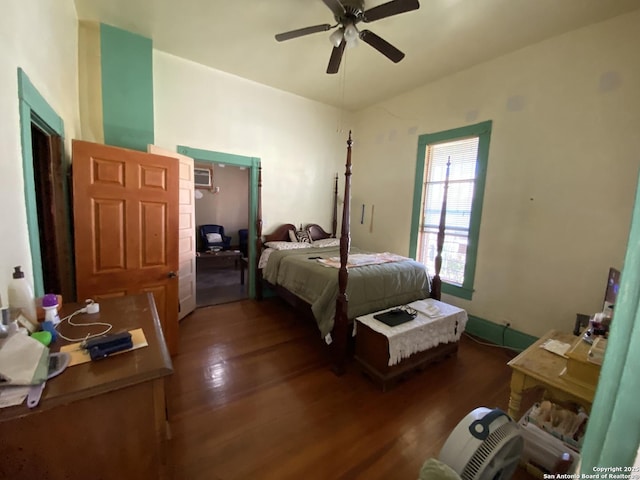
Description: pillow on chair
xmin=206 ymin=233 xmax=223 ymax=243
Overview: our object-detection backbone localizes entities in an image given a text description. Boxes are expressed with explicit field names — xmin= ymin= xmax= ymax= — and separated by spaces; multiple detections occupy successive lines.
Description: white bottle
xmin=8 ymin=266 xmax=37 ymax=324
xmin=42 ymin=293 xmax=61 ymax=325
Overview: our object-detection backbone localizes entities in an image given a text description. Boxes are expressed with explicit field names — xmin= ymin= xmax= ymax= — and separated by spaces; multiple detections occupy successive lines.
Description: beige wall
xmin=195 ymin=165 xmax=249 ymax=247
xmin=4 ymin=3 xmax=637 ymax=340
xmin=0 ymin=0 xmax=80 ymax=303
xmin=152 ymin=50 xmax=351 ymax=236
xmin=352 ymin=11 xmax=640 ymax=337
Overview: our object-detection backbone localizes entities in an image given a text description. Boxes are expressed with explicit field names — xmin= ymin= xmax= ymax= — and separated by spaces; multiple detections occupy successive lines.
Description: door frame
xmin=177 ymin=145 xmax=260 ymax=299
xmin=17 ymin=68 xmax=67 ymax=297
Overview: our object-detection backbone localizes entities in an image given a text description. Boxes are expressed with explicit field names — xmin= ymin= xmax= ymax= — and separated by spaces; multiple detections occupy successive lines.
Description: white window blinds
xmin=419 ymin=137 xmax=479 ymax=285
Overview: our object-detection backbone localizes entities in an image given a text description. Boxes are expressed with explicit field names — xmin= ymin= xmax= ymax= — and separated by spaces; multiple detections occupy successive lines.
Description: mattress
xmin=261 ymin=246 xmax=431 ymax=338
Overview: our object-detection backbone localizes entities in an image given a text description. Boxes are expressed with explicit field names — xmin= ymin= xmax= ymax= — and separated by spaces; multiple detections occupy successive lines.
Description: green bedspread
xmin=262 ymin=246 xmax=430 ymax=338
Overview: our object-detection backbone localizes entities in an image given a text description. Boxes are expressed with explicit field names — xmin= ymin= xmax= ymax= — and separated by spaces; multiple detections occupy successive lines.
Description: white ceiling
xmin=74 ymin=0 xmax=640 ymax=111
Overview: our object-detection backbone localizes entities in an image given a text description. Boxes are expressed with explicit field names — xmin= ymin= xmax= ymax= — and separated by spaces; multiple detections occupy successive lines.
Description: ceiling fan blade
xmin=363 ymin=0 xmax=420 ymax=23
xmin=359 ymin=30 xmax=405 ymax=63
xmin=327 ymin=41 xmax=347 ymax=74
xmin=322 ymin=0 xmax=346 ymax=18
xmin=275 ymin=24 xmax=332 ymax=42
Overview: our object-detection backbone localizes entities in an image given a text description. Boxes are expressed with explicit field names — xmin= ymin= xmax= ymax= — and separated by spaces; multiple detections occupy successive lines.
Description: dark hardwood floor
xmin=166 ymin=298 xmax=537 ymax=480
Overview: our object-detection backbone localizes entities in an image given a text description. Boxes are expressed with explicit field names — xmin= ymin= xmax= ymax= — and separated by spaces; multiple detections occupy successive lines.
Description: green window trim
xmin=409 ymin=120 xmax=492 ymax=300
xmin=17 ymin=68 xmax=65 ymax=297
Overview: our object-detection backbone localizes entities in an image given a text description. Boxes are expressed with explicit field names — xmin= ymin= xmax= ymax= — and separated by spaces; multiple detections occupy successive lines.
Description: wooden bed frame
xmin=255 ymin=132 xmax=449 ymax=375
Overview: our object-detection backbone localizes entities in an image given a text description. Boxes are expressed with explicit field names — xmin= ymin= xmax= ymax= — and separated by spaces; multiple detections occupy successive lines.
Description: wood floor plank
xmin=167 ymin=298 xmax=537 ymax=480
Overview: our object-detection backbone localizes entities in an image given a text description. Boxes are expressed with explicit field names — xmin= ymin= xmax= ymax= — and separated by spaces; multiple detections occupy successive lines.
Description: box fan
xmin=439 ymin=407 xmax=524 ymax=480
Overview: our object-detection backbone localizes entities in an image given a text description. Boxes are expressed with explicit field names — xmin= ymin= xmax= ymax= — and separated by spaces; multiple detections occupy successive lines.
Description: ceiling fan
xmin=275 ymin=0 xmax=420 ymax=74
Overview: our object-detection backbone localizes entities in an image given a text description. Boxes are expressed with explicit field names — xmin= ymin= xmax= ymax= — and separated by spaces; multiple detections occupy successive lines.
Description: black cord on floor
xmin=463 ymin=331 xmax=523 ymax=353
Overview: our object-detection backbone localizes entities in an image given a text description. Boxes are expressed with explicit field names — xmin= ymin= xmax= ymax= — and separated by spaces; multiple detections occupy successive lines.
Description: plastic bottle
xmin=41 ymin=293 xmax=61 ymax=325
xmin=7 ymin=266 xmax=37 ymax=324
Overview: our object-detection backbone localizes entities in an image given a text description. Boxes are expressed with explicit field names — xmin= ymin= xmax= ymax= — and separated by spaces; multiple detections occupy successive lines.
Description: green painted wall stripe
xmin=178 ymin=146 xmax=260 ymax=298
xmin=100 ymin=24 xmax=154 ymax=151
xmin=17 ymin=68 xmax=65 ymax=297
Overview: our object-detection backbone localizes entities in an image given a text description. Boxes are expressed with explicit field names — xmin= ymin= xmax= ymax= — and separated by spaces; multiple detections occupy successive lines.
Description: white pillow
xmin=264 ymin=241 xmax=312 ymax=251
xmin=312 ymin=238 xmax=340 ymax=248
xmin=206 ymin=233 xmax=223 ymax=243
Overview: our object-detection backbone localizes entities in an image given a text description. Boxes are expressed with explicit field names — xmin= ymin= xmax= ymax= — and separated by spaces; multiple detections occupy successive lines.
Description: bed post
xmin=332 ymin=173 xmax=338 ymax=238
xmin=256 ymin=165 xmax=264 ymax=300
xmin=332 ymin=132 xmax=352 ymax=375
xmin=430 ymin=157 xmax=450 ymax=301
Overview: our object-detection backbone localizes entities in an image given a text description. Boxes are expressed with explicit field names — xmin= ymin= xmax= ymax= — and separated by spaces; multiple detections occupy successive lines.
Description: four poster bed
xmin=255 ymin=132 xmax=451 ymax=374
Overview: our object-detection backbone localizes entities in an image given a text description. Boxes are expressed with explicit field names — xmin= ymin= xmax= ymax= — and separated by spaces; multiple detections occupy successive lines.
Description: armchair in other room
xmin=199 ymin=224 xmax=232 ymax=251
xmin=238 ymin=229 xmax=248 ymax=257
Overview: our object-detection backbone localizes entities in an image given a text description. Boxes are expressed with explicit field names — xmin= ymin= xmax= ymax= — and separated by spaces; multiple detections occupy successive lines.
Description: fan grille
xmin=460 ymin=422 xmax=522 ymax=480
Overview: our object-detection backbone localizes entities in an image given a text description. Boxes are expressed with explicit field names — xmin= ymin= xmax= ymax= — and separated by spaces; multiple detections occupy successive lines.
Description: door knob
xmin=167 ymin=271 xmax=177 ymax=278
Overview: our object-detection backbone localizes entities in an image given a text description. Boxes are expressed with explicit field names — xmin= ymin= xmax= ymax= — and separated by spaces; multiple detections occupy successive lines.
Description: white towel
xmin=0 ymin=333 xmax=49 ymax=385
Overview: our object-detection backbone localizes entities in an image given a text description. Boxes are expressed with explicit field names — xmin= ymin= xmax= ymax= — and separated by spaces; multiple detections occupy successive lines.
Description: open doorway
xmin=30 ymin=126 xmax=75 ymax=301
xmin=195 ymin=163 xmax=249 ymax=307
xmin=18 ymin=68 xmax=75 ymax=301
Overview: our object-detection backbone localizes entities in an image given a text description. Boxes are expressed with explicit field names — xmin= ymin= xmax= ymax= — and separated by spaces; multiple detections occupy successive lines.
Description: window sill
xmin=442 ymin=282 xmax=474 ymax=300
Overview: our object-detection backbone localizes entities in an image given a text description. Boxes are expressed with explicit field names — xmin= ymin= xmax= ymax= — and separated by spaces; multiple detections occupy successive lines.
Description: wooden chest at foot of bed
xmin=354 ymin=321 xmax=459 ymax=391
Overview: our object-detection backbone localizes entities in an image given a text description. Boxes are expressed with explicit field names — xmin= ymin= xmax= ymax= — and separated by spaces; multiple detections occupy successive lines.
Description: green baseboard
xmin=465 ymin=315 xmax=538 ymax=352
xmin=256 ymin=289 xmax=537 ymax=350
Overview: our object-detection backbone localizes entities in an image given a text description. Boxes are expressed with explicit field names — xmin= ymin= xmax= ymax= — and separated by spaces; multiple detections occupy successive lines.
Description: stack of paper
xmin=541 ymin=339 xmax=571 ymax=357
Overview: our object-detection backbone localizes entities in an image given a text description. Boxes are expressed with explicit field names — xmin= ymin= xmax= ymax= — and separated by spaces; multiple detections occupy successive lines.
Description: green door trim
xmin=17 ymin=68 xmax=65 ymax=296
xmin=580 ymin=170 xmax=640 ymax=473
xmin=177 ymin=145 xmax=260 ymax=298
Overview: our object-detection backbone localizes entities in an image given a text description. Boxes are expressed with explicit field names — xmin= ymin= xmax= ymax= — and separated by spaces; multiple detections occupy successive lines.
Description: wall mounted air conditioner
xmin=194 ymin=165 xmax=213 ymax=189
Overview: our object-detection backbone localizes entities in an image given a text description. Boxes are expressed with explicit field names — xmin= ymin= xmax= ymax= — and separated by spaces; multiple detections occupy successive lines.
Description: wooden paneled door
xmin=72 ymin=140 xmax=180 ymax=354
xmin=147 ymin=145 xmax=196 ymax=320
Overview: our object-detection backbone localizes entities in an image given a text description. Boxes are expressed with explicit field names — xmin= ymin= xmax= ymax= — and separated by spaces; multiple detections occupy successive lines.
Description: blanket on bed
xmin=262 ymin=246 xmax=430 ymax=338
xmin=317 ymin=252 xmax=410 ymax=268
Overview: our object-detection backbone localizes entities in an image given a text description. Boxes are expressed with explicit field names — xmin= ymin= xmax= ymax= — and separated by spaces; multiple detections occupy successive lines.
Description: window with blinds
xmin=410 ymin=120 xmax=491 ymax=300
xmin=419 ymin=137 xmax=479 ymax=285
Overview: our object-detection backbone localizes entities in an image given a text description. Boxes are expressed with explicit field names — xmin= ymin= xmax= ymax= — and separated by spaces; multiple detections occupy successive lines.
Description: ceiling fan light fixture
xmin=344 ymin=23 xmax=359 ymax=44
xmin=274 ymin=0 xmax=421 ymax=74
xmin=329 ymin=28 xmax=344 ymax=47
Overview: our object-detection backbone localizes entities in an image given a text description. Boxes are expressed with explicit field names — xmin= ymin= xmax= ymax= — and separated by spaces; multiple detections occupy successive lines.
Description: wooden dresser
xmin=0 ymin=293 xmax=173 ymax=480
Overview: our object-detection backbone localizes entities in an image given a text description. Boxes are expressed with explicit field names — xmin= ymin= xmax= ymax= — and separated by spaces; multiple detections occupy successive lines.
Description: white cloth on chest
xmin=355 ymin=299 xmax=468 ymax=366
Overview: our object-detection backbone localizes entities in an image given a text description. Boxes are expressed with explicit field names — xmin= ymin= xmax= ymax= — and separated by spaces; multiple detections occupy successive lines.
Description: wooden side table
xmin=198 ymin=249 xmax=242 ymax=268
xmin=507 ymin=329 xmax=598 ymax=420
xmin=197 ymin=250 xmax=244 ymax=285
